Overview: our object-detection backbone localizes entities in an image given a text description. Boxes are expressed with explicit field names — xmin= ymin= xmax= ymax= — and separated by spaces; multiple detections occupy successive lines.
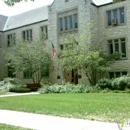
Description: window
xmin=42 ymin=68 xmax=49 ymax=77
xmin=107 ymin=38 xmax=126 ymax=58
xmin=8 ymin=66 xmax=15 ymax=78
xmin=64 ymin=16 xmax=68 ymax=30
xmin=7 ymin=33 xmax=15 ymax=46
xmin=23 ymin=70 xmax=32 ymax=79
xmin=60 ymin=18 xmax=63 ymax=31
xmin=69 ymin=15 xmax=73 ymax=30
xmin=41 ymin=26 xmax=48 ymax=39
xmin=65 ymin=0 xmax=69 ymax=2
xmin=74 ymin=14 xmax=78 ymax=28
xmin=107 ymin=7 xmax=125 ymax=26
xmin=109 ymin=71 xmax=127 ymax=79
xmin=22 ymin=30 xmax=32 ymax=41
xmin=59 ymin=9 xmax=78 ymax=32
xmin=60 ymin=45 xmax=64 ymax=50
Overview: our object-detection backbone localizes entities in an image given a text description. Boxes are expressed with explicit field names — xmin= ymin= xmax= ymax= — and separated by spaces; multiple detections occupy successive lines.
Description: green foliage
xmin=96 ymin=76 xmax=130 ymax=91
xmin=111 ymin=76 xmax=130 ymax=90
xmin=9 ymin=87 xmax=31 ymax=93
xmin=38 ymin=82 xmax=98 ymax=94
xmin=100 ymin=88 xmax=111 ymax=93
xmin=96 ymin=78 xmax=112 ymax=89
xmin=58 ymin=23 xmax=120 ymax=85
xmin=4 ymin=40 xmax=51 ymax=84
xmin=0 ymin=78 xmax=16 ymax=92
xmin=3 ymin=0 xmax=34 ymax=6
xmin=0 ymin=78 xmax=24 ymax=92
xmin=0 ymin=123 xmax=31 ymax=130
xmin=1 ymin=93 xmax=130 ymax=122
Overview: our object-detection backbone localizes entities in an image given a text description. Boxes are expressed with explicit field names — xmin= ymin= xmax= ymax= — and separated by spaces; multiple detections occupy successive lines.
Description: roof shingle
xmin=4 ymin=5 xmax=48 ymax=31
xmin=0 ymin=15 xmax=8 ymax=31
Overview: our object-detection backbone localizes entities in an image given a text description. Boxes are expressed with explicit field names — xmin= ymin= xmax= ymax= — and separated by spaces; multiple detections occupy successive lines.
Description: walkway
xmin=0 ymin=92 xmax=120 ymax=130
xmin=0 ymin=92 xmax=39 ymax=97
xmin=0 ymin=110 xmax=119 ymax=130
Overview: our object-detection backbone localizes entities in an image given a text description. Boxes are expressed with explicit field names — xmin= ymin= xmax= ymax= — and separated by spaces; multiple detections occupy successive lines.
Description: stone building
xmin=0 ymin=0 xmax=128 ymax=84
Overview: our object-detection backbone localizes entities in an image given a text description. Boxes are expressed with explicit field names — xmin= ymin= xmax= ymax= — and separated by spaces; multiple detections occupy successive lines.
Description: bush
xmin=96 ymin=78 xmax=112 ymax=89
xmin=0 ymin=78 xmax=23 ymax=92
xmin=0 ymin=81 xmax=15 ymax=92
xmin=111 ymin=76 xmax=129 ymax=90
xmin=9 ymin=87 xmax=31 ymax=93
xmin=38 ymin=82 xmax=100 ymax=94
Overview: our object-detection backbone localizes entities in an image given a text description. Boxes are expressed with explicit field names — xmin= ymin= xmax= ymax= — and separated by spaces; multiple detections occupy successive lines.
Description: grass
xmin=0 ymin=123 xmax=31 ymax=130
xmin=0 ymin=92 xmax=7 ymax=95
xmin=0 ymin=93 xmax=130 ymax=122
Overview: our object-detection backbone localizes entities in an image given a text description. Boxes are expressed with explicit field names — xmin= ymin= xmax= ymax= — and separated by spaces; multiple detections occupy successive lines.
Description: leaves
xmin=58 ymin=23 xmax=120 ymax=85
xmin=4 ymin=40 xmax=51 ymax=83
xmin=3 ymin=0 xmax=34 ymax=6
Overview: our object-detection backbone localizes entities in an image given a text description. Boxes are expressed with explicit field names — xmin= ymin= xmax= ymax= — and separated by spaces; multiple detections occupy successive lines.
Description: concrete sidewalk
xmin=0 ymin=110 xmax=119 ymax=130
xmin=0 ymin=92 xmax=39 ymax=97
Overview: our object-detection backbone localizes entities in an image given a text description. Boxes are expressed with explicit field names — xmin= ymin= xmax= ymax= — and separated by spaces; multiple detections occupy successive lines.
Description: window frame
xmin=40 ymin=25 xmax=48 ymax=39
xmin=7 ymin=33 xmax=15 ymax=47
xmin=58 ymin=9 xmax=78 ymax=33
xmin=106 ymin=7 xmax=125 ymax=27
xmin=22 ymin=29 xmax=32 ymax=41
xmin=107 ymin=38 xmax=127 ymax=59
xmin=109 ymin=71 xmax=127 ymax=79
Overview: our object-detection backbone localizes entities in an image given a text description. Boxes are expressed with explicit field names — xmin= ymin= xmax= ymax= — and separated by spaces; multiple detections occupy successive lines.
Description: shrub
xmin=100 ymin=88 xmax=111 ymax=93
xmin=0 ymin=81 xmax=15 ymax=92
xmin=0 ymin=78 xmax=23 ymax=92
xmin=38 ymin=82 xmax=100 ymax=94
xmin=96 ymin=78 xmax=112 ymax=89
xmin=111 ymin=76 xmax=129 ymax=90
xmin=9 ymin=87 xmax=31 ymax=93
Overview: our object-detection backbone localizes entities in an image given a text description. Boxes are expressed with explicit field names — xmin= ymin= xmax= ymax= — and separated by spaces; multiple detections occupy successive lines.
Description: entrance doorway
xmin=64 ymin=69 xmax=78 ymax=84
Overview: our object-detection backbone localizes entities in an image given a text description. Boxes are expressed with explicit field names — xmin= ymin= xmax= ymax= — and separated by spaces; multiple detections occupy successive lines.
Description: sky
xmin=0 ymin=0 xmax=54 ymax=16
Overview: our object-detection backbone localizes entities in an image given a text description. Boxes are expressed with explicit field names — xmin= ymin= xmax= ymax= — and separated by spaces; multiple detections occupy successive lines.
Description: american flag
xmin=51 ymin=43 xmax=56 ymax=58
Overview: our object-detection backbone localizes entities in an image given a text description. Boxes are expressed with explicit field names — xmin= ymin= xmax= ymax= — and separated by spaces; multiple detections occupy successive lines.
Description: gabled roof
xmin=0 ymin=15 xmax=8 ymax=31
xmin=0 ymin=0 xmax=117 ymax=31
xmin=4 ymin=5 xmax=48 ymax=31
xmin=92 ymin=0 xmax=113 ymax=6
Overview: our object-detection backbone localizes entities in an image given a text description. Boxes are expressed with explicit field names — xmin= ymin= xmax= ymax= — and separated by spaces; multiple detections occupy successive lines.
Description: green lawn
xmin=0 ymin=92 xmax=6 ymax=95
xmin=0 ymin=123 xmax=31 ymax=130
xmin=0 ymin=93 xmax=129 ymax=122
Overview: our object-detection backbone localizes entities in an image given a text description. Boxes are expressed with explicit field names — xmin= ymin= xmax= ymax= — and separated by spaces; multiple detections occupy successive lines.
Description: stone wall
xmin=0 ymin=21 xmax=50 ymax=83
xmin=98 ymin=0 xmax=130 ymax=76
xmin=0 ymin=0 xmax=130 ymax=85
xmin=48 ymin=0 xmax=92 ymax=84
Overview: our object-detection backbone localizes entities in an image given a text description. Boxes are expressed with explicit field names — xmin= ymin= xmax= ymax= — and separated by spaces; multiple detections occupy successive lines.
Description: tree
xmin=3 ymin=0 xmax=34 ymax=6
xmin=58 ymin=23 xmax=120 ymax=85
xmin=4 ymin=39 xmax=51 ymax=84
xmin=3 ymin=0 xmax=122 ymax=6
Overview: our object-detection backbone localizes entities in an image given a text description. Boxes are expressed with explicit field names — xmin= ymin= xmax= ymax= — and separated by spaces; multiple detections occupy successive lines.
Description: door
xmin=64 ymin=69 xmax=78 ymax=84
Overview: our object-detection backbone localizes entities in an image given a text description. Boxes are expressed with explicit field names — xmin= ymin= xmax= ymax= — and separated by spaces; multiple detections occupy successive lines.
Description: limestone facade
xmin=0 ymin=0 xmax=129 ymax=84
